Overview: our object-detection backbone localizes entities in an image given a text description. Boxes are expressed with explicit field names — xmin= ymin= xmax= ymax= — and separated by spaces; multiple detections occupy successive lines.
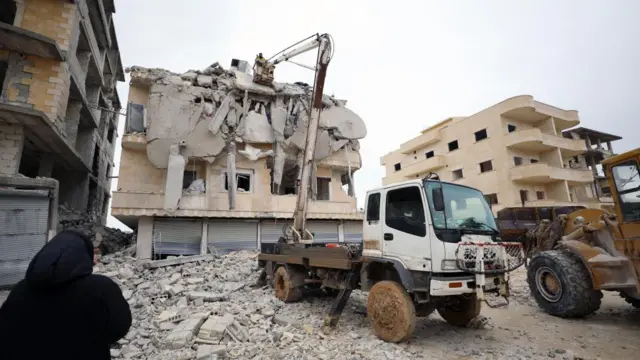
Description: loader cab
xmin=603 ymin=148 xmax=640 ymax=239
xmin=362 ymin=180 xmax=498 ymax=273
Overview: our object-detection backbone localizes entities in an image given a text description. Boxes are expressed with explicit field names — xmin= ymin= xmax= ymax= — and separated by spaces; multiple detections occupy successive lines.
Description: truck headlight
xmin=441 ymin=260 xmax=458 ymax=270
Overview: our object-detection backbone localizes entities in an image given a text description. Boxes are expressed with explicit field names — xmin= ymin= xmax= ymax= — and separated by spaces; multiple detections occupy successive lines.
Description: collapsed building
xmin=112 ymin=60 xmax=367 ymax=259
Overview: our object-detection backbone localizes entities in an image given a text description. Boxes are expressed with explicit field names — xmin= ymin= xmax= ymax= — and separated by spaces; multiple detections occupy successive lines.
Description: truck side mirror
xmin=432 ymin=187 xmax=445 ymax=212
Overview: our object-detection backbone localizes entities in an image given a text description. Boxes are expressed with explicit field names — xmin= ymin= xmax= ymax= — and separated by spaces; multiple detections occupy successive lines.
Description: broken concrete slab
xmin=196 ymin=75 xmax=214 ymax=88
xmin=319 ymin=106 xmax=367 ymax=140
xmin=146 ymin=84 xmax=205 ymax=141
xmin=241 ymin=109 xmax=274 ymax=144
xmin=270 ymin=106 xmax=288 ymax=142
xmin=208 ymin=92 xmax=235 ymax=135
xmin=314 ymin=129 xmax=332 ymax=160
xmin=164 ymin=315 xmax=208 ymax=350
xmin=232 ymin=71 xmax=276 ymax=96
xmin=238 ymin=143 xmax=273 ymax=161
xmin=196 ymin=344 xmax=227 ymax=359
xmin=198 ymin=314 xmax=234 ymax=341
xmin=188 ymin=292 xmax=227 ymax=302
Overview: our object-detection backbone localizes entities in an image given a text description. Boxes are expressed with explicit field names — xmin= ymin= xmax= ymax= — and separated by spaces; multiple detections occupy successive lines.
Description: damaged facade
xmin=0 ymin=0 xmax=125 ymax=286
xmin=112 ymin=61 xmax=366 ymax=259
xmin=381 ymin=95 xmax=620 ymax=214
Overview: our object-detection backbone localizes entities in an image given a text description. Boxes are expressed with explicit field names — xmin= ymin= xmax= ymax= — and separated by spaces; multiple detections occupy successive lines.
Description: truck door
xmin=362 ymin=192 xmax=383 ymax=257
xmin=381 ymin=184 xmax=431 ymax=271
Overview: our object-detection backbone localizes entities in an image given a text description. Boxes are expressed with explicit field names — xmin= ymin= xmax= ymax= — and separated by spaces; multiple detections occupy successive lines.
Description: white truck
xmin=257 ymin=176 xmax=525 ymax=342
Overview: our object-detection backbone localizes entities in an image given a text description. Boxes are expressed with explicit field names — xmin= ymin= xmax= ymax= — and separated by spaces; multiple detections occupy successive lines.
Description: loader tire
xmin=274 ymin=266 xmax=303 ymax=303
xmin=621 ymin=292 xmax=640 ymax=309
xmin=527 ymin=250 xmax=602 ymax=318
xmin=367 ymin=281 xmax=416 ymax=343
xmin=437 ymin=294 xmax=482 ymax=327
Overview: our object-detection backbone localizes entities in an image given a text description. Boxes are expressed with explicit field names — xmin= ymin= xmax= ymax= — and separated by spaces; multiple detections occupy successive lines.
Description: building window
xmin=479 ymin=160 xmax=493 ymax=173
xmin=366 ymin=193 xmax=381 ymax=221
xmin=536 ymin=191 xmax=545 ymax=200
xmin=474 ymin=129 xmax=488 ymax=142
xmin=107 ymin=123 xmax=115 ymax=144
xmin=317 ymin=177 xmax=331 ymax=200
xmin=448 ymin=140 xmax=459 ymax=152
xmin=425 ymin=151 xmax=434 ymax=159
xmin=224 ymin=172 xmax=252 ymax=192
xmin=520 ymin=190 xmax=529 ymax=202
xmin=183 ymin=171 xmax=197 ymax=189
xmin=508 ymin=124 xmax=517 ymax=133
xmin=385 ymin=186 xmax=426 ymax=237
xmin=601 ymin=186 xmax=612 ymax=196
xmin=0 ymin=1 xmax=17 ymax=25
xmin=514 ymin=157 xmax=523 ymax=166
xmin=530 ymin=158 xmax=539 ymax=164
xmin=394 ymin=163 xmax=401 ymax=171
xmin=484 ymin=193 xmax=498 ymax=205
xmin=452 ymin=169 xmax=463 ymax=180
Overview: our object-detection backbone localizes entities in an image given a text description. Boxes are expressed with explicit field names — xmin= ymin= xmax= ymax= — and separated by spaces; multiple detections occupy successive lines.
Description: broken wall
xmin=123 ymin=61 xmax=366 ymax=213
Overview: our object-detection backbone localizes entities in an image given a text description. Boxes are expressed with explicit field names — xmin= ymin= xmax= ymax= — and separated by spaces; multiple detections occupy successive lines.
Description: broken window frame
xmin=125 ymin=102 xmax=146 ymax=133
xmin=221 ymin=169 xmax=253 ymax=193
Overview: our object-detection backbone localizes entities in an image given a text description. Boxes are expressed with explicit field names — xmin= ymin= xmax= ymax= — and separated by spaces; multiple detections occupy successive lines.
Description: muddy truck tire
xmin=437 ymin=294 xmax=482 ymax=327
xmin=273 ymin=266 xmax=303 ymax=303
xmin=367 ymin=281 xmax=416 ymax=343
xmin=527 ymin=250 xmax=602 ymax=318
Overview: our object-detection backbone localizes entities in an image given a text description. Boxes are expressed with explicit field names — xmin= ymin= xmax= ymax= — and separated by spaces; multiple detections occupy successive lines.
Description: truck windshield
xmin=423 ymin=180 xmax=498 ymax=234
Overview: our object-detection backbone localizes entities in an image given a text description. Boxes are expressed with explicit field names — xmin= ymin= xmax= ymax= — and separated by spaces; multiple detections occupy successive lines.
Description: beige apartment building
xmin=381 ymin=95 xmax=613 ymax=214
xmin=111 ymin=63 xmax=365 ymax=259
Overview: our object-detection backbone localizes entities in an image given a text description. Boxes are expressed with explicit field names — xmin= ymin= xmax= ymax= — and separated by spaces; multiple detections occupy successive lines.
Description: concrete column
xmin=38 ymin=153 xmax=54 ymax=177
xmin=0 ymin=121 xmax=24 ymax=176
xmin=65 ymin=100 xmax=82 ymax=147
xmin=596 ymin=138 xmax=602 ymax=150
xmin=607 ymin=141 xmax=612 ymax=152
xmin=136 ymin=216 xmax=153 ymax=260
xmin=13 ymin=0 xmax=25 ymax=26
xmin=585 ymin=136 xmax=592 ymax=148
xmin=338 ymin=220 xmax=345 ymax=243
xmin=200 ymin=220 xmax=208 ymax=255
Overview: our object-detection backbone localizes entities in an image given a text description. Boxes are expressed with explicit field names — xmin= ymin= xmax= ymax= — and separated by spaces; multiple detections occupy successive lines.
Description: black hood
xmin=25 ymin=229 xmax=94 ymax=290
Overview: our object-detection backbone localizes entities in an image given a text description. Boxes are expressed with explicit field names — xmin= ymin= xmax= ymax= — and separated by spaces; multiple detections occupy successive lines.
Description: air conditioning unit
xmin=230 ymin=59 xmax=251 ymax=74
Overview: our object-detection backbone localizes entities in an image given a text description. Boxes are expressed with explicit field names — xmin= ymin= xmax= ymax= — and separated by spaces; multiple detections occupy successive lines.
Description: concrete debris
xmin=163 ymin=144 xmax=186 ymax=212
xmin=238 ymin=143 xmax=273 ymax=162
xmin=58 ymin=204 xmax=135 ymax=255
xmin=183 ymin=179 xmax=206 ymax=195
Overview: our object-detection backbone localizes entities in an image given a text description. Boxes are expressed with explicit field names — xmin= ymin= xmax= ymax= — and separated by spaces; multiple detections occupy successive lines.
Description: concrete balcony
xmin=510 ymin=163 xmax=593 ymax=185
xmin=111 ymin=191 xmax=363 ymax=220
xmin=505 ymin=128 xmax=586 ymax=157
xmin=319 ymin=149 xmax=361 ymax=171
xmin=121 ymin=133 xmax=147 ymax=150
xmin=399 ymin=155 xmax=446 ymax=177
xmin=399 ymin=130 xmax=441 ymax=154
xmin=500 ymin=95 xmax=579 ymax=132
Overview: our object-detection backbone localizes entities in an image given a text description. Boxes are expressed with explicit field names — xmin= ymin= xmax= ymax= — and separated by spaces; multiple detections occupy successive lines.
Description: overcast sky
xmin=107 ymin=0 xmax=640 ymax=231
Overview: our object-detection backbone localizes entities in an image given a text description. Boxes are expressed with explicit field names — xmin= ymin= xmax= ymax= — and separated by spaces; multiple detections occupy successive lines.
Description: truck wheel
xmin=367 ymin=281 xmax=416 ymax=343
xmin=437 ymin=294 xmax=481 ymax=327
xmin=274 ymin=266 xmax=303 ymax=303
xmin=527 ymin=250 xmax=602 ymax=318
xmin=620 ymin=292 xmax=640 ymax=309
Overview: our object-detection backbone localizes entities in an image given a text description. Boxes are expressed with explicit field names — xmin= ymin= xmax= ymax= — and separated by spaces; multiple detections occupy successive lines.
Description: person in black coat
xmin=0 ymin=229 xmax=132 ymax=360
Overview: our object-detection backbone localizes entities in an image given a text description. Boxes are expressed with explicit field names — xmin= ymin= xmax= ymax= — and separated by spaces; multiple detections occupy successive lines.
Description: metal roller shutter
xmin=307 ymin=220 xmax=339 ymax=243
xmin=153 ymin=218 xmax=202 ymax=256
xmin=207 ymin=219 xmax=258 ymax=253
xmin=343 ymin=220 xmax=363 ymax=243
xmin=0 ymin=191 xmax=50 ymax=287
xmin=260 ymin=219 xmax=292 ymax=243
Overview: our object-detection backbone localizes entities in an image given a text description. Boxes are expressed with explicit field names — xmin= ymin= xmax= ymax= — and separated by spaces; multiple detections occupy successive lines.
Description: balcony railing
xmin=510 ymin=162 xmax=593 ymax=184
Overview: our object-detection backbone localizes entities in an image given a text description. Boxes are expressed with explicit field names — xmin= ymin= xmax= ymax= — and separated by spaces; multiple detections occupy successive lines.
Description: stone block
xmin=197 ymin=314 xmax=234 ymax=341
xmin=164 ymin=316 xmax=207 ymax=350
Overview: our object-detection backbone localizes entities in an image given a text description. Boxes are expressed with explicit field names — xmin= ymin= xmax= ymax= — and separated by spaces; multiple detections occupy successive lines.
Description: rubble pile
xmin=59 ymin=205 xmax=135 ymax=255
xmin=96 ymin=251 xmax=418 ymax=360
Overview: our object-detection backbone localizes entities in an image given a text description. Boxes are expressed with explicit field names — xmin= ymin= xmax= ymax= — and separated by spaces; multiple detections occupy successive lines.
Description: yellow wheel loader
xmin=526 ymin=147 xmax=640 ymax=317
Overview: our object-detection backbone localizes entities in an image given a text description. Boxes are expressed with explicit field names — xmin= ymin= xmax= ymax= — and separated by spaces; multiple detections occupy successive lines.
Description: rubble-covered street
xmin=5 ymin=250 xmax=633 ymax=359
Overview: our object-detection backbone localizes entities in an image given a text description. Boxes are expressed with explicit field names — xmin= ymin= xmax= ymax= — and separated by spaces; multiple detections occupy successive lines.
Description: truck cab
xmin=361 ymin=179 xmax=521 ymax=298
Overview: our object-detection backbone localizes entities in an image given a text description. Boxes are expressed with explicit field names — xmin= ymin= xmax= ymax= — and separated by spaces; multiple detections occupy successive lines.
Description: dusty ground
xmin=1 ymin=266 xmax=639 ymax=359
